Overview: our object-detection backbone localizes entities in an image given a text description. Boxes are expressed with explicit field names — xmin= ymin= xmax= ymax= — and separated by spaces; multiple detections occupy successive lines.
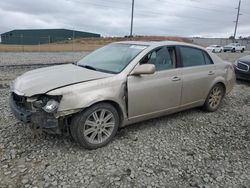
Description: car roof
xmin=115 ymin=40 xmax=205 ymax=50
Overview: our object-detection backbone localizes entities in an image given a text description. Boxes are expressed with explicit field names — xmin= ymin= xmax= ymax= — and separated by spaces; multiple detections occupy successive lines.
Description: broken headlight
xmin=32 ymin=95 xmax=61 ymax=113
xmin=42 ymin=99 xmax=59 ymax=113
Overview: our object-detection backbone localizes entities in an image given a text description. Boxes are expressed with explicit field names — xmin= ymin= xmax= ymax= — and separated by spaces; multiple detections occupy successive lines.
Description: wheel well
xmin=91 ymin=100 xmax=124 ymax=126
xmin=215 ymin=82 xmax=226 ymax=96
xmin=63 ymin=100 xmax=124 ymax=132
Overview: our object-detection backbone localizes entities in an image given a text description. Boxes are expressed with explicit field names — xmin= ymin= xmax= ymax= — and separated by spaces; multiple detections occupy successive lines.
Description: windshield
xmin=77 ymin=43 xmax=147 ymax=74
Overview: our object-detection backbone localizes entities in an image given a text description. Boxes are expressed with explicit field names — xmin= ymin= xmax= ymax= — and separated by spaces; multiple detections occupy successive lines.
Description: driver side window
xmin=140 ymin=46 xmax=176 ymax=71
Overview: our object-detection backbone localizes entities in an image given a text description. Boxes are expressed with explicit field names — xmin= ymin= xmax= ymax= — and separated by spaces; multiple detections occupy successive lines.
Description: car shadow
xmin=236 ymin=79 xmax=250 ymax=86
xmin=116 ymin=107 xmax=202 ymax=136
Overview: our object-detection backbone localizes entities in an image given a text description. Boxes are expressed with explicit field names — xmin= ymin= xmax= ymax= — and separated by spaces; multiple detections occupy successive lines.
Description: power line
xmin=72 ymin=0 xmax=237 ymax=14
xmin=154 ymin=0 xmax=237 ymax=14
xmin=71 ymin=0 xmax=127 ymax=10
xmin=177 ymin=0 xmax=237 ymax=9
xmin=71 ymin=0 xmax=236 ymax=22
xmin=69 ymin=0 xmax=248 ymax=35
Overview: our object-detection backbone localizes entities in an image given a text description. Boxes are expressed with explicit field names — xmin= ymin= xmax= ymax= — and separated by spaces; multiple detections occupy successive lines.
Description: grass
xmin=0 ymin=36 xmax=191 ymax=52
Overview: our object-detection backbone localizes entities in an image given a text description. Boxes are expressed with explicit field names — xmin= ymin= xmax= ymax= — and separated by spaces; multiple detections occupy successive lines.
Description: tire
xmin=203 ymin=84 xmax=225 ymax=112
xmin=70 ymin=103 xmax=119 ymax=149
xmin=241 ymin=48 xmax=245 ymax=53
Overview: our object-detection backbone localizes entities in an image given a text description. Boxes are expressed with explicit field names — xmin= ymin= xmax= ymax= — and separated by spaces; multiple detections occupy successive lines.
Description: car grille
xmin=237 ymin=62 xmax=249 ymax=72
xmin=13 ymin=92 xmax=26 ymax=103
xmin=12 ymin=92 xmax=32 ymax=110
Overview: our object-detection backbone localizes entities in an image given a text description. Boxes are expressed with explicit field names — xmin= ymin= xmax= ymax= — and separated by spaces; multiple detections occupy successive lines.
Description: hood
xmin=12 ymin=64 xmax=113 ymax=96
xmin=239 ymin=55 xmax=250 ymax=64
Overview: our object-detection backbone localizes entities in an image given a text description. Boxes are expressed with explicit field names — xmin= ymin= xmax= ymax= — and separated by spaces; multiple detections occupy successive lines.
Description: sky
xmin=0 ymin=0 xmax=249 ymax=38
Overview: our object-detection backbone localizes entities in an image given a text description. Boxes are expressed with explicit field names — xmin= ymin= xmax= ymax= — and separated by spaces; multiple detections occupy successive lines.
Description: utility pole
xmin=130 ymin=0 xmax=135 ymax=37
xmin=233 ymin=0 xmax=241 ymax=40
xmin=72 ymin=30 xmax=75 ymax=51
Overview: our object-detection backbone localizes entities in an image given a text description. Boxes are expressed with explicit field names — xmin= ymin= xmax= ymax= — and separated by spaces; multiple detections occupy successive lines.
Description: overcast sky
xmin=0 ymin=0 xmax=249 ymax=38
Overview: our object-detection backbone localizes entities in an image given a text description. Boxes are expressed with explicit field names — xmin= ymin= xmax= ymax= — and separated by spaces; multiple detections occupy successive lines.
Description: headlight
xmin=42 ymin=99 xmax=59 ymax=113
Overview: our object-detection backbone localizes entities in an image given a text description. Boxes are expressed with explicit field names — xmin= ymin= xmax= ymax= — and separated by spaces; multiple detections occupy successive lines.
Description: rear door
xmin=127 ymin=46 xmax=182 ymax=118
xmin=178 ymin=46 xmax=216 ymax=105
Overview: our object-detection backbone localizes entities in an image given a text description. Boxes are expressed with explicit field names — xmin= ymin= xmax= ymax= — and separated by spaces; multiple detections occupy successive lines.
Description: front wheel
xmin=70 ymin=103 xmax=120 ymax=149
xmin=203 ymin=84 xmax=225 ymax=112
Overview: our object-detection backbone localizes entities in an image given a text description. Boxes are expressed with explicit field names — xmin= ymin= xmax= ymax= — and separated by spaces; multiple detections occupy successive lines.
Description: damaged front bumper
xmin=9 ymin=93 xmax=60 ymax=133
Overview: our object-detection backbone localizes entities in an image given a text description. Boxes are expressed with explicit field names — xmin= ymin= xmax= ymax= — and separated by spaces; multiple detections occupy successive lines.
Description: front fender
xmin=47 ymin=76 xmax=127 ymax=119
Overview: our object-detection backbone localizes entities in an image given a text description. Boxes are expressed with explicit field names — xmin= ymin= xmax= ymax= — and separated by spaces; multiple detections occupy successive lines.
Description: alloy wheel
xmin=83 ymin=109 xmax=115 ymax=144
xmin=208 ymin=86 xmax=222 ymax=109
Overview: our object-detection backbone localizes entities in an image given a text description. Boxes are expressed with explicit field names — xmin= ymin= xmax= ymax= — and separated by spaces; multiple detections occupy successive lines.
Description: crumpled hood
xmin=12 ymin=64 xmax=113 ymax=96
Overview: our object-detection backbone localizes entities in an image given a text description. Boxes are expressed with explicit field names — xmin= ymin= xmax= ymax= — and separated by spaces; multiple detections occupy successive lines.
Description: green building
xmin=0 ymin=29 xmax=100 ymax=45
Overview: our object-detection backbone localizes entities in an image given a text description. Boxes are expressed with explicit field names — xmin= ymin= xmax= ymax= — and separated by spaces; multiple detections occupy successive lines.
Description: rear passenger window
xmin=180 ymin=46 xmax=206 ymax=67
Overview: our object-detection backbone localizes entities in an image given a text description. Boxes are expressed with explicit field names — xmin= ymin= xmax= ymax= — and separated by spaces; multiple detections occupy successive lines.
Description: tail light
xmin=229 ymin=64 xmax=234 ymax=71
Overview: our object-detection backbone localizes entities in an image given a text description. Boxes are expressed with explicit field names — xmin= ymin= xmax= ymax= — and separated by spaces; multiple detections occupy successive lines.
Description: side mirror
xmin=131 ymin=64 xmax=156 ymax=75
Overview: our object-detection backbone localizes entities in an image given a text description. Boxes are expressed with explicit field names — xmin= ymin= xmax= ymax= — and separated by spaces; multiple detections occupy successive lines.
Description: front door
xmin=127 ymin=46 xmax=182 ymax=118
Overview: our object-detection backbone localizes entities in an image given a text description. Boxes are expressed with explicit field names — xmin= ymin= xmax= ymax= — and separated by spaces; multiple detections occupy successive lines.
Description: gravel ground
xmin=0 ymin=52 xmax=89 ymax=65
xmin=0 ymin=51 xmax=249 ymax=188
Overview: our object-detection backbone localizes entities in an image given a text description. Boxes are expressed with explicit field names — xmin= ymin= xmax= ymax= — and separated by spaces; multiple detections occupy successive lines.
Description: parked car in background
xmin=206 ymin=45 xmax=223 ymax=53
xmin=223 ymin=43 xmax=245 ymax=53
xmin=234 ymin=55 xmax=250 ymax=81
xmin=10 ymin=41 xmax=235 ymax=149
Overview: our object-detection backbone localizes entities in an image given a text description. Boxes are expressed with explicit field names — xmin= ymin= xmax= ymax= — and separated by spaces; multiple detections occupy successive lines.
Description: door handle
xmin=208 ymin=71 xmax=215 ymax=75
xmin=171 ymin=76 xmax=181 ymax=81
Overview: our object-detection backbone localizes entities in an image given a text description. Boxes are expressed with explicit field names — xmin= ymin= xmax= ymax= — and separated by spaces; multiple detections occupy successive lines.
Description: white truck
xmin=223 ymin=43 xmax=245 ymax=53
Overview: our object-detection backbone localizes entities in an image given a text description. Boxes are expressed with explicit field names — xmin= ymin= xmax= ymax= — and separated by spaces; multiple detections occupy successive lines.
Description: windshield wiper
xmin=77 ymin=64 xmax=116 ymax=74
xmin=78 ymin=64 xmax=97 ymax=71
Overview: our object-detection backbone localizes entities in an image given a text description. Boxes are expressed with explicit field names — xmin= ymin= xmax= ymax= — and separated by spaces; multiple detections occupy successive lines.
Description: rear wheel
xmin=70 ymin=103 xmax=119 ymax=149
xmin=203 ymin=84 xmax=225 ymax=112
